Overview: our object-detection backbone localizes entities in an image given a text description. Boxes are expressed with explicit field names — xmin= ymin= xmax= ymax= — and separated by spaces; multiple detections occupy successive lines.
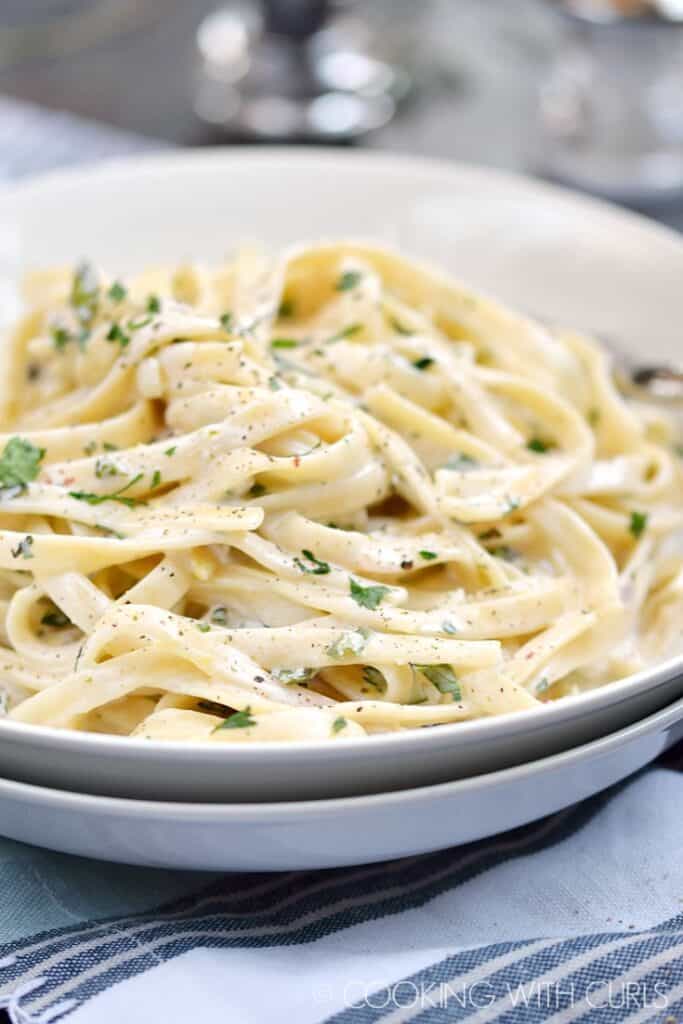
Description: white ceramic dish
xmin=1 ymin=149 xmax=682 ymax=803
xmin=0 ymin=693 xmax=681 ymax=871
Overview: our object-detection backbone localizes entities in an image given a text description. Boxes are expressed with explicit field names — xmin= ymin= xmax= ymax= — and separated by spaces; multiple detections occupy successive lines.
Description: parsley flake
xmin=214 ymin=706 xmax=256 ymax=731
xmin=419 ymin=550 xmax=438 ymax=561
xmin=70 ymin=262 xmax=99 ymax=333
xmin=349 ymin=578 xmax=390 ymax=610
xmin=294 ymin=549 xmax=331 ymax=575
xmin=326 ymin=629 xmax=368 ymax=659
xmin=107 ymin=281 xmax=127 ymax=303
xmin=630 ymin=510 xmax=648 ymax=538
xmin=146 ymin=294 xmax=161 ymax=314
xmin=362 ymin=666 xmax=387 ymax=692
xmin=11 ymin=535 xmax=34 ymax=559
xmin=327 ymin=323 xmax=362 ymax=343
xmin=106 ymin=323 xmax=130 ymax=349
xmin=164 ymin=446 xmax=176 ymax=457
xmin=336 ymin=270 xmax=362 ymax=292
xmin=415 ymin=664 xmax=461 ymax=699
xmin=413 ymin=356 xmax=435 ymax=371
xmin=271 ymin=338 xmax=299 ymax=349
xmin=0 ymin=438 xmax=45 ymax=492
xmin=69 ymin=473 xmax=147 ymax=508
xmin=332 ymin=716 xmax=347 ymax=734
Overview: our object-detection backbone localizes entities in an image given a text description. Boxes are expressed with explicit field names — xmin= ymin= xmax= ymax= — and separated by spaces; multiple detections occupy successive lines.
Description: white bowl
xmin=1 ymin=148 xmax=682 ymax=803
xmin=0 ymin=693 xmax=680 ymax=871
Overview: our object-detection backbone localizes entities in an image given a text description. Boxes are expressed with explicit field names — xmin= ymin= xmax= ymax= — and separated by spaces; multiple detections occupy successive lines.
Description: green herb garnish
xmin=146 ymin=294 xmax=161 ymax=314
xmin=630 ymin=510 xmax=648 ymax=538
xmin=332 ymin=716 xmax=347 ymax=734
xmin=11 ymin=535 xmax=34 ymax=559
xmin=107 ymin=281 xmax=127 ymax=303
xmin=527 ymin=437 xmax=554 ymax=454
xmin=271 ymin=338 xmax=299 ymax=349
xmin=106 ymin=323 xmax=130 ymax=349
xmin=210 ymin=606 xmax=228 ymax=626
xmin=51 ymin=326 xmax=72 ymax=351
xmin=387 ymin=315 xmax=413 ymax=336
xmin=336 ymin=270 xmax=362 ymax=292
xmin=419 ymin=550 xmax=438 ymax=561
xmin=70 ymin=262 xmax=99 ymax=333
xmin=94 ymin=459 xmax=119 ymax=479
xmin=413 ymin=356 xmax=435 ymax=371
xmin=69 ymin=473 xmax=147 ymax=508
xmin=151 ymin=470 xmax=162 ymax=489
xmin=0 ymin=438 xmax=45 ymax=492
xmin=326 ymin=629 xmax=368 ymax=659
xmin=327 ymin=323 xmax=362 ymax=343
xmin=214 ymin=706 xmax=257 ymax=731
xmin=415 ymin=664 xmax=461 ymax=699
xmin=349 ymin=578 xmax=390 ymax=610
xmin=220 ymin=312 xmax=233 ymax=331
xmin=273 ymin=667 xmax=316 ymax=685
xmin=362 ymin=666 xmax=387 ymax=693
xmin=294 ymin=549 xmax=331 ymax=575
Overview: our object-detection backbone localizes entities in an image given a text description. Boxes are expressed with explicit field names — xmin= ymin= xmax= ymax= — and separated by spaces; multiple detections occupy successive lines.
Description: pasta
xmin=0 ymin=241 xmax=681 ymax=743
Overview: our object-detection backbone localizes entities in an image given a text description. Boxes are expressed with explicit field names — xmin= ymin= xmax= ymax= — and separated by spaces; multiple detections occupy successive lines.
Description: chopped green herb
xmin=128 ymin=314 xmax=153 ymax=331
xmin=273 ymin=667 xmax=316 ymax=685
xmin=362 ymin=666 xmax=387 ymax=693
xmin=387 ymin=315 xmax=413 ymax=336
xmin=151 ymin=470 xmax=162 ymax=489
xmin=146 ymin=294 xmax=161 ymax=314
xmin=94 ymin=459 xmax=120 ymax=479
xmin=70 ymin=262 xmax=99 ymax=333
xmin=107 ymin=281 xmax=127 ymax=303
xmin=248 ymin=483 xmax=267 ymax=498
xmin=197 ymin=622 xmax=211 ymax=633
xmin=419 ymin=550 xmax=438 ymax=561
xmin=102 ymin=442 xmax=118 ymax=452
xmin=349 ymin=578 xmax=390 ymax=610
xmin=271 ymin=338 xmax=299 ymax=349
xmin=11 ymin=535 xmax=34 ymax=560
xmin=415 ymin=664 xmax=461 ymax=698
xmin=629 ymin=510 xmax=648 ymax=538
xmin=327 ymin=323 xmax=362 ymax=343
xmin=214 ymin=706 xmax=257 ymax=731
xmin=210 ymin=606 xmax=228 ymax=626
xmin=220 ymin=312 xmax=233 ymax=331
xmin=445 ymin=453 xmax=479 ymax=471
xmin=413 ymin=356 xmax=435 ymax=371
xmin=326 ymin=628 xmax=368 ymax=659
xmin=278 ymin=298 xmax=294 ymax=318
xmin=527 ymin=437 xmax=553 ymax=453
xmin=51 ymin=326 xmax=72 ymax=351
xmin=336 ymin=270 xmax=362 ymax=292
xmin=268 ymin=376 xmax=282 ymax=391
xmin=442 ymin=621 xmax=458 ymax=635
xmin=332 ymin=716 xmax=347 ymax=734
xmin=164 ymin=446 xmax=176 ymax=457
xmin=41 ymin=609 xmax=71 ymax=628
xmin=0 ymin=437 xmax=45 ymax=492
xmin=294 ymin=549 xmax=331 ymax=575
xmin=83 ymin=441 xmax=97 ymax=456
xmin=69 ymin=473 xmax=147 ymax=508
xmin=106 ymin=323 xmax=130 ymax=349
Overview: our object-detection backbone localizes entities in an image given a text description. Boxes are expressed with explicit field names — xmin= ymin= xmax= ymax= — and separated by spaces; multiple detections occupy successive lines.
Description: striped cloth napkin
xmin=1 ymin=95 xmax=683 ymax=1024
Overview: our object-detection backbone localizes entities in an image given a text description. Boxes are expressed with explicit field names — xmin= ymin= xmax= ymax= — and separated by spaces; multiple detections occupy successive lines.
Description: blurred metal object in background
xmin=193 ymin=0 xmax=411 ymax=140
xmin=539 ymin=0 xmax=683 ymax=199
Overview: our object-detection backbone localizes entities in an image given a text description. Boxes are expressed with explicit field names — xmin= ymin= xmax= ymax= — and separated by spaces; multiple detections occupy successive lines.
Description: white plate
xmin=0 ymin=694 xmax=681 ymax=871
xmin=1 ymin=148 xmax=683 ymax=803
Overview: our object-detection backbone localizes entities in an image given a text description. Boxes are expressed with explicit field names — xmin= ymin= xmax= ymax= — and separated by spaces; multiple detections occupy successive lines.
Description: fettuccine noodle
xmin=0 ymin=242 xmax=681 ymax=743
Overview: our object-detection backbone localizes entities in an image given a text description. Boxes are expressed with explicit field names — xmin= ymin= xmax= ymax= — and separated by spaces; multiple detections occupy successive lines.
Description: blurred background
xmin=4 ymin=0 xmax=683 ymax=226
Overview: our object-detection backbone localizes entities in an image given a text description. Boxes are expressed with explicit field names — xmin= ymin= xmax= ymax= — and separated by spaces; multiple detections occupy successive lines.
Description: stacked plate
xmin=2 ymin=151 xmax=682 ymax=871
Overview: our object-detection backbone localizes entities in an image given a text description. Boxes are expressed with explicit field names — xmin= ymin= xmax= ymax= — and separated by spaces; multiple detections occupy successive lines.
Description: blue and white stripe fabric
xmin=2 ymin=96 xmax=683 ymax=1024
xmin=0 ymin=760 xmax=682 ymax=1023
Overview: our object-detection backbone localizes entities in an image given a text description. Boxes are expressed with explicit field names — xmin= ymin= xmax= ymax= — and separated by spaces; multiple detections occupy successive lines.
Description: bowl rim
xmin=2 ymin=145 xmax=682 ymax=760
